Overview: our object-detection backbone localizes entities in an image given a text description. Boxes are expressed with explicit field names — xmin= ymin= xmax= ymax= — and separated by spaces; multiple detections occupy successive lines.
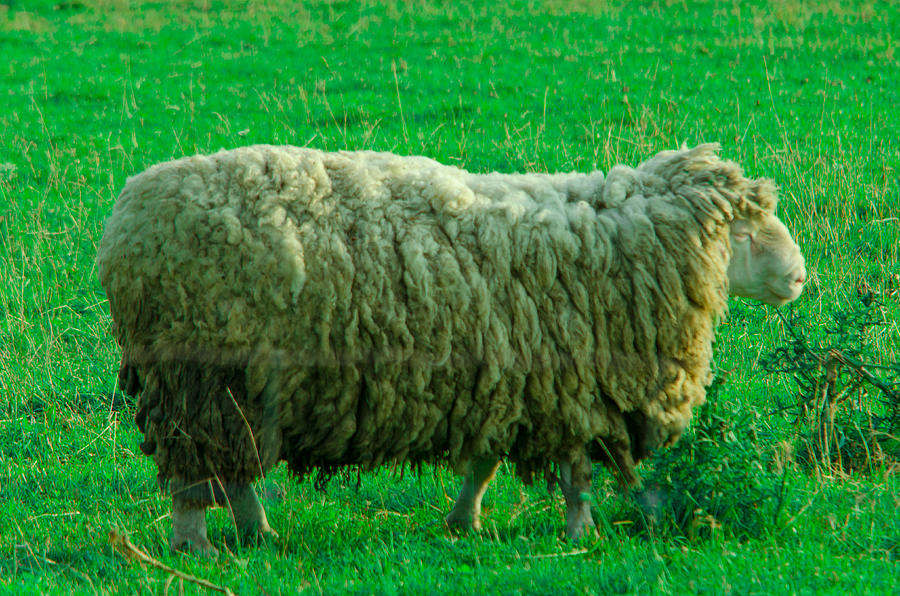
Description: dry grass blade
xmin=519 ymin=548 xmax=589 ymax=559
xmin=108 ymin=529 xmax=236 ymax=596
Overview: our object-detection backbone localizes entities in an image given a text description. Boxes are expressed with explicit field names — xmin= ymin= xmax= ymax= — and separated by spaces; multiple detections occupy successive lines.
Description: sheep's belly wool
xmin=99 ymin=145 xmax=728 ymax=498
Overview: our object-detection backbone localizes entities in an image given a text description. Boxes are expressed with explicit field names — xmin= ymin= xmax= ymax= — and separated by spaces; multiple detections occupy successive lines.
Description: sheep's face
xmin=727 ymin=213 xmax=806 ymax=306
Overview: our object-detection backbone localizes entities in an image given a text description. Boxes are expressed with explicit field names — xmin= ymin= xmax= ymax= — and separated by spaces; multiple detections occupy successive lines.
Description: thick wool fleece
xmin=98 ymin=144 xmax=775 ymax=499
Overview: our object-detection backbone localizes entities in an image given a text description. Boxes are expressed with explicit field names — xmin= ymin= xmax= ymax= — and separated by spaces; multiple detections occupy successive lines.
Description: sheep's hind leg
xmin=445 ymin=456 xmax=501 ymax=531
xmin=226 ymin=484 xmax=277 ymax=541
xmin=558 ymin=455 xmax=597 ymax=540
xmin=170 ymin=494 xmax=218 ymax=556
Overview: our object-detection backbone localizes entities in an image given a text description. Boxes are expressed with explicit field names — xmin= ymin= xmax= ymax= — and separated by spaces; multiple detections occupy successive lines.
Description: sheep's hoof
xmin=444 ymin=511 xmax=482 ymax=532
xmin=241 ymin=525 xmax=279 ymax=546
xmin=169 ymin=536 xmax=219 ymax=558
xmin=565 ymin=522 xmax=599 ymax=543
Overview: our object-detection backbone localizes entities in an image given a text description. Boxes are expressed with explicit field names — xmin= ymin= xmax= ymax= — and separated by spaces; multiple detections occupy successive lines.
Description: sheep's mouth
xmin=763 ymin=279 xmax=805 ymax=306
xmin=762 ymin=294 xmax=792 ymax=307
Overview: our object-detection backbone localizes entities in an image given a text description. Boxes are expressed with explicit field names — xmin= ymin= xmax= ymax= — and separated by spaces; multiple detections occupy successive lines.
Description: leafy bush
xmin=610 ymin=376 xmax=787 ymax=541
xmin=760 ymin=295 xmax=900 ymax=475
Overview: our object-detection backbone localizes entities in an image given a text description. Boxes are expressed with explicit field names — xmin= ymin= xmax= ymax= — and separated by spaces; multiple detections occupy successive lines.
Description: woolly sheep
xmin=98 ymin=144 xmax=806 ymax=553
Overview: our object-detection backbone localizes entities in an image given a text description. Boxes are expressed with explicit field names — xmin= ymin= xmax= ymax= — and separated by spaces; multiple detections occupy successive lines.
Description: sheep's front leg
xmin=557 ymin=455 xmax=596 ymax=540
xmin=226 ymin=484 xmax=277 ymax=540
xmin=445 ymin=456 xmax=501 ymax=531
xmin=170 ymin=494 xmax=217 ymax=556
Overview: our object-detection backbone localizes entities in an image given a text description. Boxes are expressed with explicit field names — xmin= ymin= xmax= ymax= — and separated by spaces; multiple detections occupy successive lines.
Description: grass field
xmin=1 ymin=0 xmax=899 ymax=593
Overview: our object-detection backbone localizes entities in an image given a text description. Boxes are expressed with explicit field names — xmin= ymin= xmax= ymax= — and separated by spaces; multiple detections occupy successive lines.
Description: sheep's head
xmin=726 ymin=211 xmax=806 ymax=307
xmin=641 ymin=142 xmax=806 ymax=307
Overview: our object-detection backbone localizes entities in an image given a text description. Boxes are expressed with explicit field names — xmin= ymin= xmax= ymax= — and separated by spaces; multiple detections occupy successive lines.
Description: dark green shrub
xmin=610 ymin=376 xmax=787 ymax=541
xmin=760 ymin=296 xmax=900 ymax=475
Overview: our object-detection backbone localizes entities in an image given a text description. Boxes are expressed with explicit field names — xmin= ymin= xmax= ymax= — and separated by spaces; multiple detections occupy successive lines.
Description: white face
xmin=726 ymin=214 xmax=807 ymax=307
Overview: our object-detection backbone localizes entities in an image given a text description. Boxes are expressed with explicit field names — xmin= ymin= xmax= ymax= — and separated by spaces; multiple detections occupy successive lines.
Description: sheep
xmin=97 ymin=143 xmax=806 ymax=553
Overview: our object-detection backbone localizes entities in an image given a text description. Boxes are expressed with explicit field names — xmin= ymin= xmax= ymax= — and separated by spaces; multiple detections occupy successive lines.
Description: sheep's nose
xmin=794 ymin=269 xmax=807 ymax=286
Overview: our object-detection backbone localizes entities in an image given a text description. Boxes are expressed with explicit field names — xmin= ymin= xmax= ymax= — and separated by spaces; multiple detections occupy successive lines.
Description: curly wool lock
xmin=98 ymin=144 xmax=804 ymax=546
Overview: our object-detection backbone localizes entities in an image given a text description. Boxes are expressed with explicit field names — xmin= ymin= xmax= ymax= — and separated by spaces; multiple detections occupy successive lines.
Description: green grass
xmin=2 ymin=0 xmax=899 ymax=593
